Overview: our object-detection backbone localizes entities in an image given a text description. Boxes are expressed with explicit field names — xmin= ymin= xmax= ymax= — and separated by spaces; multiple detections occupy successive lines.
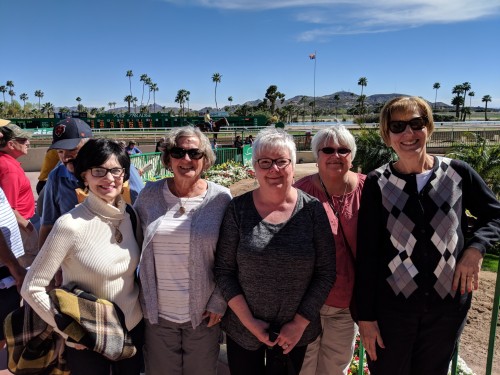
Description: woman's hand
xmin=203 ymin=311 xmax=223 ymax=327
xmin=453 ymin=247 xmax=483 ymax=294
xmin=358 ymin=320 xmax=385 ymax=361
xmin=247 ymin=318 xmax=275 ymax=346
xmin=277 ymin=314 xmax=309 ymax=354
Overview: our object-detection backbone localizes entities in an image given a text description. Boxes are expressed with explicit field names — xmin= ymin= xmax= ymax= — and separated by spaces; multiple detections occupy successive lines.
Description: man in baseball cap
xmin=39 ymin=118 xmax=93 ymax=247
xmin=0 ymin=124 xmax=38 ymax=266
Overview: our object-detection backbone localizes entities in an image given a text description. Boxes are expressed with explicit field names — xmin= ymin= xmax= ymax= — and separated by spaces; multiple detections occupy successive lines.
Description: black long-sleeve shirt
xmin=355 ymin=156 xmax=500 ymax=321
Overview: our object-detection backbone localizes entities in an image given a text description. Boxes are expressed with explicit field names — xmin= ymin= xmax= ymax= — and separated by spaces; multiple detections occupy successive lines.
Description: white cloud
xmin=163 ymin=0 xmax=500 ymax=40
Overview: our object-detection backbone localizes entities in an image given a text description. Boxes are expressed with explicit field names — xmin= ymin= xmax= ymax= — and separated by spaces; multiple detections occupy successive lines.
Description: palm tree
xmin=132 ymin=97 xmax=138 ymax=113
xmin=452 ymin=85 xmax=464 ymax=119
xmin=150 ymin=83 xmax=159 ymax=112
xmin=145 ymin=78 xmax=153 ymax=109
xmin=186 ymin=90 xmax=191 ymax=114
xmin=124 ymin=95 xmax=133 ymax=113
xmin=19 ymin=93 xmax=28 ymax=110
xmin=76 ymin=97 xmax=83 ymax=112
xmin=41 ymin=102 xmax=54 ymax=118
xmin=265 ymin=85 xmax=286 ymax=115
xmin=357 ymin=77 xmax=368 ymax=117
xmin=8 ymin=89 xmax=16 ymax=104
xmin=175 ymin=89 xmax=189 ymax=117
xmin=34 ymin=90 xmax=44 ymax=110
xmin=6 ymin=81 xmax=14 ymax=103
xmin=433 ymin=82 xmax=440 ymax=110
xmin=0 ymin=86 xmax=6 ymax=105
xmin=482 ymin=95 xmax=492 ymax=121
xmin=126 ymin=70 xmax=133 ymax=97
xmin=460 ymin=82 xmax=471 ymax=120
xmin=108 ymin=102 xmax=113 ymax=110
xmin=467 ymin=91 xmax=475 ymax=121
xmin=139 ymin=74 xmax=149 ymax=107
xmin=212 ymin=73 xmax=222 ymax=110
xmin=228 ymin=96 xmax=233 ymax=112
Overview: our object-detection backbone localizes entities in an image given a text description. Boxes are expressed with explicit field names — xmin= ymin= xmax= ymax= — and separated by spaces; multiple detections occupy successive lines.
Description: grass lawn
xmin=482 ymin=253 xmax=499 ymax=272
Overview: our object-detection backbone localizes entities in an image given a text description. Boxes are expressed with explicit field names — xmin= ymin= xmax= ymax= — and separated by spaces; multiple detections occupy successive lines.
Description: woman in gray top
xmin=134 ymin=126 xmax=231 ymax=375
xmin=215 ymin=128 xmax=336 ymax=375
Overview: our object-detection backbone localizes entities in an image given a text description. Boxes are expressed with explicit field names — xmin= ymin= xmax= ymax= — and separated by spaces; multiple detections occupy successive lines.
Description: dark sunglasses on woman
xmin=388 ymin=116 xmax=428 ymax=134
xmin=169 ymin=147 xmax=205 ymax=160
xmin=319 ymin=147 xmax=351 ymax=157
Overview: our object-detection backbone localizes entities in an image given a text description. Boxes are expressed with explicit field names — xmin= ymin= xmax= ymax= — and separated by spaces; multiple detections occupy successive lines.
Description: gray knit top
xmin=215 ymin=189 xmax=336 ymax=350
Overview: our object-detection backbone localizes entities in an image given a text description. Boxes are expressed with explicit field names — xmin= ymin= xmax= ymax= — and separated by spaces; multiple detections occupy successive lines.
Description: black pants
xmin=367 ymin=306 xmax=469 ymax=375
xmin=65 ymin=320 xmax=144 ymax=375
xmin=226 ymin=335 xmax=307 ymax=375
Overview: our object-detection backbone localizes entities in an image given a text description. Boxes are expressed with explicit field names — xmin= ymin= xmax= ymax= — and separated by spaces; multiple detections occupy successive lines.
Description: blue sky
xmin=2 ymin=0 xmax=500 ymax=110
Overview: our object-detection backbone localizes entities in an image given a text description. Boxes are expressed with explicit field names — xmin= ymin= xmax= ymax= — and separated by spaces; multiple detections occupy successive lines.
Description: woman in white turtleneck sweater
xmin=22 ymin=139 xmax=143 ymax=375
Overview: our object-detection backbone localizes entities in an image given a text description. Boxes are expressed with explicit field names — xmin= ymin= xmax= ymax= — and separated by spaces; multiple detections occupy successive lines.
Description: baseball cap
xmin=0 ymin=124 xmax=32 ymax=141
xmin=49 ymin=118 xmax=93 ymax=150
xmin=0 ymin=119 xmax=12 ymax=127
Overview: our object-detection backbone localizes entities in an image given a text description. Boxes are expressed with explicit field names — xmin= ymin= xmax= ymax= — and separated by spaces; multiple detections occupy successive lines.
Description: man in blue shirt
xmin=39 ymin=118 xmax=93 ymax=247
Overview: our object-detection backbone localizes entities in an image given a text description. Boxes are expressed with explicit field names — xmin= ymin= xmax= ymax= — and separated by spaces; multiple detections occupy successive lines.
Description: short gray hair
xmin=252 ymin=127 xmax=296 ymax=167
xmin=311 ymin=125 xmax=357 ymax=161
xmin=162 ymin=126 xmax=215 ymax=170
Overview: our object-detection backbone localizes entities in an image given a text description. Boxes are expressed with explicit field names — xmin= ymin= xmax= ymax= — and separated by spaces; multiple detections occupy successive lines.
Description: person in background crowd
xmin=244 ymin=134 xmax=254 ymax=145
xmin=39 ymin=117 xmax=93 ymax=247
xmin=36 ymin=149 xmax=59 ymax=194
xmin=355 ymin=96 xmax=500 ymax=375
xmin=22 ymin=139 xmax=144 ymax=375
xmin=0 ymin=187 xmax=26 ymax=351
xmin=134 ymin=126 xmax=231 ymax=375
xmin=204 ymin=110 xmax=214 ymax=132
xmin=215 ymin=127 xmax=336 ymax=375
xmin=155 ymin=137 xmax=166 ymax=152
xmin=295 ymin=126 xmax=366 ymax=375
xmin=0 ymin=124 xmax=38 ymax=266
xmin=126 ymin=140 xmax=141 ymax=155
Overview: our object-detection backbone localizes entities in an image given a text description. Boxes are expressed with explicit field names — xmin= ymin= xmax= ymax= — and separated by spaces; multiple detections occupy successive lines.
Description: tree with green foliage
xmin=228 ymin=96 xmax=233 ymax=112
xmin=124 ymin=95 xmax=133 ymax=113
xmin=433 ymin=82 xmax=440 ymax=110
xmin=333 ymin=94 xmax=340 ymax=119
xmin=357 ymin=77 xmax=367 ymax=116
xmin=447 ymin=132 xmax=500 ymax=196
xmin=19 ymin=93 xmax=28 ymax=110
xmin=467 ymin=91 xmax=475 ymax=120
xmin=265 ymin=85 xmax=285 ymax=115
xmin=150 ymin=83 xmax=159 ymax=112
xmin=41 ymin=102 xmax=54 ymax=118
xmin=34 ymin=90 xmax=44 ymax=110
xmin=482 ymin=95 xmax=492 ymax=121
xmin=175 ymin=89 xmax=189 ymax=117
xmin=353 ymin=127 xmax=396 ymax=173
xmin=6 ymin=81 xmax=14 ymax=103
xmin=452 ymin=84 xmax=464 ymax=119
xmin=460 ymin=82 xmax=471 ymax=121
xmin=0 ymin=86 xmax=6 ymax=105
xmin=212 ymin=73 xmax=222 ymax=110
xmin=126 ymin=70 xmax=133 ymax=97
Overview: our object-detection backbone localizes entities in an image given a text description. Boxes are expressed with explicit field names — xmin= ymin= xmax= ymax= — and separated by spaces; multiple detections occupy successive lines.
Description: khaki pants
xmin=300 ymin=305 xmax=358 ymax=375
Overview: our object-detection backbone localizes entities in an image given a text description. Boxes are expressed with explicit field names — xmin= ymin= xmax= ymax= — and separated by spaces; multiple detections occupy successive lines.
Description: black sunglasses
xmin=319 ymin=147 xmax=351 ymax=157
xmin=170 ymin=147 xmax=205 ymax=160
xmin=388 ymin=116 xmax=428 ymax=134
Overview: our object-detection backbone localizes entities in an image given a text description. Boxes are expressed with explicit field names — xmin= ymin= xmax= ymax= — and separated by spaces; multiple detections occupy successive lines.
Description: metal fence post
xmin=486 ymin=259 xmax=500 ymax=375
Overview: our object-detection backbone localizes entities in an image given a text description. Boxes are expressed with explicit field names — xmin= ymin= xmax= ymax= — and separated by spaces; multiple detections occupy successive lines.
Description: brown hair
xmin=379 ymin=96 xmax=434 ymax=145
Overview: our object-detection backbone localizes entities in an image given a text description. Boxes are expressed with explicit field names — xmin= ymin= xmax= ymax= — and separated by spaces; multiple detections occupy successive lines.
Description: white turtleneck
xmin=21 ymin=192 xmax=142 ymax=332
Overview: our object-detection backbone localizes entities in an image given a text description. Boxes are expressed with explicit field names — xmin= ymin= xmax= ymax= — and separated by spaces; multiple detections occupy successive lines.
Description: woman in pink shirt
xmin=294 ymin=125 xmax=365 ymax=375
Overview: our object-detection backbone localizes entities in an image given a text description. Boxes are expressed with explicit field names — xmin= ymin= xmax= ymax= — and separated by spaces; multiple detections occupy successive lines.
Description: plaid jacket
xmin=48 ymin=283 xmax=137 ymax=361
xmin=3 ymin=303 xmax=69 ymax=375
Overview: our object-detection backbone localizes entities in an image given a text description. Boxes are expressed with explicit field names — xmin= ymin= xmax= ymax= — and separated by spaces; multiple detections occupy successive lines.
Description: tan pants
xmin=300 ymin=305 xmax=358 ymax=375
